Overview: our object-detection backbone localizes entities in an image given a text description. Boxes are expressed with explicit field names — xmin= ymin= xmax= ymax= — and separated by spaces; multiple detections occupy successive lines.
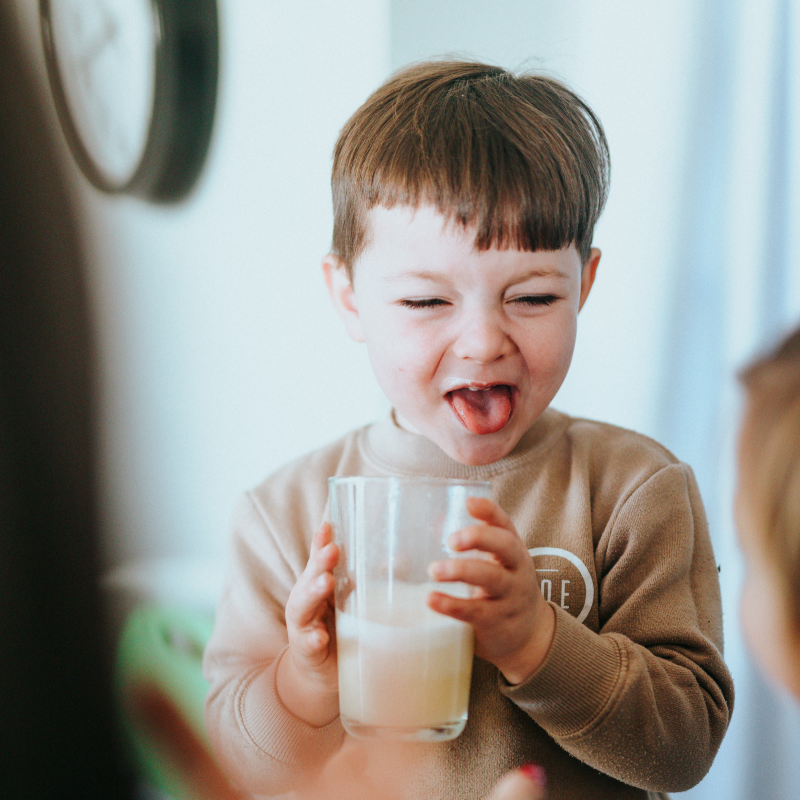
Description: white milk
xmin=336 ymin=581 xmax=474 ymax=733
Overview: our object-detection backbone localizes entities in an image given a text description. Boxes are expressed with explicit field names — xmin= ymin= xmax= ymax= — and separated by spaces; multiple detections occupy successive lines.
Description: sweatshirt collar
xmin=360 ymin=407 xmax=567 ymax=480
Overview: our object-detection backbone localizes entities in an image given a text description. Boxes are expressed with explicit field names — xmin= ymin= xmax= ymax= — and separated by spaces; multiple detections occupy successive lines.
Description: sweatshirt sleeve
xmin=501 ymin=462 xmax=734 ymax=794
xmin=202 ymin=491 xmax=345 ymax=796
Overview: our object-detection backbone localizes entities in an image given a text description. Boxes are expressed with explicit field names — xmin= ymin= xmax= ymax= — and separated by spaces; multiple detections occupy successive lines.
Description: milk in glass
xmin=337 ymin=580 xmax=473 ymax=739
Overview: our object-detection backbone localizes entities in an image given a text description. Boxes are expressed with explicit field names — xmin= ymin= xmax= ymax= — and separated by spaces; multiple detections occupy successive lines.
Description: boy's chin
xmin=395 ymin=410 xmax=524 ymax=465
xmin=433 ymin=429 xmax=521 ymax=467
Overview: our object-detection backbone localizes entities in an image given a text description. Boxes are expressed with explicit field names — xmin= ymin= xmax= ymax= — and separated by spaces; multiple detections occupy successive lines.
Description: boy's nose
xmin=451 ymin=311 xmax=514 ymax=363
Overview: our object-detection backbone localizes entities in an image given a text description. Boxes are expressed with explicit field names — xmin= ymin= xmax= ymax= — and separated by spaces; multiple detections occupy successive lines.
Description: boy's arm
xmin=499 ymin=463 xmax=734 ymax=793
xmin=202 ymin=492 xmax=345 ymax=796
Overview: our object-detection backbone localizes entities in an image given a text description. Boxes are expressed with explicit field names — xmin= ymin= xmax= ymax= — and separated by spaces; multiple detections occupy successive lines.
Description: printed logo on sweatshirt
xmin=528 ymin=547 xmax=594 ymax=624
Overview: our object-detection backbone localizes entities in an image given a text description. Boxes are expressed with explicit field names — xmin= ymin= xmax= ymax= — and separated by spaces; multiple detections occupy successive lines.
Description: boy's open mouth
xmin=446 ymin=384 xmax=514 ymax=435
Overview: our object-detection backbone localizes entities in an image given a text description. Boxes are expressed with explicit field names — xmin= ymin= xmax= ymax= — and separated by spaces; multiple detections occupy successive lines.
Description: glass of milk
xmin=328 ymin=476 xmax=492 ymax=741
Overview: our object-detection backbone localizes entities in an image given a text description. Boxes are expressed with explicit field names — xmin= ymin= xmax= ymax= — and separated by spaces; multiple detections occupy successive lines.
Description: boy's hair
xmin=331 ymin=59 xmax=610 ymax=277
xmin=738 ymin=324 xmax=800 ymax=639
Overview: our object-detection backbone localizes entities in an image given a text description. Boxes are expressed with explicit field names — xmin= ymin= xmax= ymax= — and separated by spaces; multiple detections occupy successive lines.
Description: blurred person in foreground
xmin=0 ymin=6 xmax=133 ymax=797
xmin=736 ymin=324 xmax=800 ymax=702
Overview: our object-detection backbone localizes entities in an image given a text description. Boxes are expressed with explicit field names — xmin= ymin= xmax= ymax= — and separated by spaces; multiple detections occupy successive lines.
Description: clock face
xmin=46 ymin=0 xmax=158 ymax=189
xmin=42 ymin=0 xmax=218 ymax=202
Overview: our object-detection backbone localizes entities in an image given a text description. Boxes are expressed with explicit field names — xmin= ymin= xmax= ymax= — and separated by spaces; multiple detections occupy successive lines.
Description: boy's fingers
xmin=312 ymin=541 xmax=339 ymax=573
xmin=427 ymin=590 xmax=474 ymax=621
xmin=290 ymin=553 xmax=336 ymax=625
xmin=310 ymin=521 xmax=334 ymax=557
xmin=427 ymin=580 xmax=525 ymax=623
xmin=427 ymin=589 xmax=510 ymax=626
xmin=303 ymin=523 xmax=339 ymax=581
xmin=287 ymin=525 xmax=338 ymax=630
xmin=429 ymin=556 xmax=506 ymax=596
xmin=448 ymin=523 xmax=525 ymax=570
xmin=467 ymin=496 xmax=515 ymax=531
xmin=306 ymin=571 xmax=335 ymax=609
xmin=290 ymin=571 xmax=335 ymax=625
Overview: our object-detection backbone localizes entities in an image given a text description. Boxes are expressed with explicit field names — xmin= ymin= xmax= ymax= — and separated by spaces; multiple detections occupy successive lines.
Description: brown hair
xmin=331 ymin=59 xmax=610 ymax=277
xmin=738 ymin=325 xmax=800 ymax=637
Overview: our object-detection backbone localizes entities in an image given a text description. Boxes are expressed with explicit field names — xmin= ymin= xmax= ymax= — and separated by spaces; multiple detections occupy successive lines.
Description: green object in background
xmin=114 ymin=604 xmax=215 ymax=800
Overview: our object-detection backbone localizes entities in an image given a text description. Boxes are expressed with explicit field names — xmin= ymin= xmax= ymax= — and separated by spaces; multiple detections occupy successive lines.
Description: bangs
xmin=332 ymin=61 xmax=610 ymax=271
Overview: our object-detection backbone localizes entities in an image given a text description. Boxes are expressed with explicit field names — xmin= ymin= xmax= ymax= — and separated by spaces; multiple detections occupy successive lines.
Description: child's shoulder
xmin=245 ymin=422 xmax=372 ymax=516
xmin=539 ymin=410 xmax=703 ymax=528
xmin=557 ymin=411 xmax=679 ymax=464
xmin=546 ymin=408 xmax=688 ymax=488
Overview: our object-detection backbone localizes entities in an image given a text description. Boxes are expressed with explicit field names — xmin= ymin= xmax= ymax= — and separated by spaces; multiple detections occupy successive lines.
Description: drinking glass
xmin=329 ymin=476 xmax=492 ymax=741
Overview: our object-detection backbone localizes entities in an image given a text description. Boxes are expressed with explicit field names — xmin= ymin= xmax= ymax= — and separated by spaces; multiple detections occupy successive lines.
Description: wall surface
xmin=11 ymin=1 xmax=391 ymax=572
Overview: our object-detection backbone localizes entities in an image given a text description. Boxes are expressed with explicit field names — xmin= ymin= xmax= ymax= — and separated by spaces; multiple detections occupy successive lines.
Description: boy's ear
xmin=322 ymin=254 xmax=365 ymax=343
xmin=578 ymin=248 xmax=601 ymax=311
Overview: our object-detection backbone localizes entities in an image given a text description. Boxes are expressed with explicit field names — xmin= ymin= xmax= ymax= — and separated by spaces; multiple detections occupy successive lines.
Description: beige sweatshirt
xmin=203 ymin=409 xmax=734 ymax=800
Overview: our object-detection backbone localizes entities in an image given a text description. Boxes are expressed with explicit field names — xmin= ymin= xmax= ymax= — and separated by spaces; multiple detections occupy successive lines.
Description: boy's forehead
xmin=358 ymin=203 xmax=581 ymax=267
xmin=350 ymin=204 xmax=474 ymax=275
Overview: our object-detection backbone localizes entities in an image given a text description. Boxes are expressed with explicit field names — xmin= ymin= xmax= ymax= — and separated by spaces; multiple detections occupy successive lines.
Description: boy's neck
xmin=392 ymin=409 xmax=421 ymax=435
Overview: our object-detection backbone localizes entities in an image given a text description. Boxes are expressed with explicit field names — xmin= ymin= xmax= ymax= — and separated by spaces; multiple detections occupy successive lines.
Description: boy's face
xmin=324 ymin=204 xmax=599 ymax=466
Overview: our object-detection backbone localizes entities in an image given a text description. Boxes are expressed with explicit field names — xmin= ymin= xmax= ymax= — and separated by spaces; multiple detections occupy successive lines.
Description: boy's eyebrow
xmin=508 ymin=267 xmax=573 ymax=283
xmin=383 ymin=270 xmax=451 ymax=283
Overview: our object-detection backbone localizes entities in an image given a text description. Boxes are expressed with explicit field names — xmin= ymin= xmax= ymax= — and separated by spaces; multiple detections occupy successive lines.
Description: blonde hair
xmin=331 ymin=59 xmax=610 ymax=277
xmin=738 ymin=325 xmax=800 ymax=638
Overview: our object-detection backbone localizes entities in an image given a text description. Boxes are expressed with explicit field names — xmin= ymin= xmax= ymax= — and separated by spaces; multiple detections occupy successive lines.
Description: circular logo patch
xmin=528 ymin=547 xmax=594 ymax=624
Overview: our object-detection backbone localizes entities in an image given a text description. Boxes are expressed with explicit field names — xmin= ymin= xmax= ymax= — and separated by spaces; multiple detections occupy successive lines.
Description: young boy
xmin=203 ymin=60 xmax=734 ymax=800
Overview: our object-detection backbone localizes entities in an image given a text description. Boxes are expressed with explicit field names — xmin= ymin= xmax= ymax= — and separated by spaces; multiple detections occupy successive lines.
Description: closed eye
xmin=510 ymin=295 xmax=558 ymax=307
xmin=398 ymin=298 xmax=450 ymax=309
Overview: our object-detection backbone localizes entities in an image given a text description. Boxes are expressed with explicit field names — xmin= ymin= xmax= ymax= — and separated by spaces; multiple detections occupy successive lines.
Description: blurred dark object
xmin=0 ymin=8 xmax=135 ymax=798
xmin=39 ymin=0 xmax=219 ymax=202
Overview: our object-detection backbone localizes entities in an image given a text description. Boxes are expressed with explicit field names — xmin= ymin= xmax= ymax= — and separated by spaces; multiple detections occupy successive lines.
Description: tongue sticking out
xmin=449 ymin=386 xmax=513 ymax=435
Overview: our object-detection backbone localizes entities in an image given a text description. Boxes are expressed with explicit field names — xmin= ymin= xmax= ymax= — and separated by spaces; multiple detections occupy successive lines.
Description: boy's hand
xmin=427 ymin=497 xmax=555 ymax=685
xmin=277 ymin=522 xmax=340 ymax=726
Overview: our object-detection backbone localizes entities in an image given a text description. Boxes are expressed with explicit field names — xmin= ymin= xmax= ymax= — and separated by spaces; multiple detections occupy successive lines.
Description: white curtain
xmin=665 ymin=0 xmax=800 ymax=797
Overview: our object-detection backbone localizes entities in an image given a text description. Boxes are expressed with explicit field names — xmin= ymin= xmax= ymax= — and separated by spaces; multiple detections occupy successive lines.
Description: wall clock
xmin=40 ymin=0 xmax=218 ymax=203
